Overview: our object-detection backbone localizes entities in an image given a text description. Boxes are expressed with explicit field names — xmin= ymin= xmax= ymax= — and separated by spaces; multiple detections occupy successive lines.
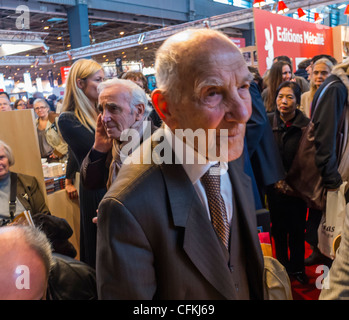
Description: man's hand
xmin=65 ymin=179 xmax=78 ymax=200
xmin=92 ymin=209 xmax=98 ymax=225
xmin=93 ymin=114 xmax=113 ymax=153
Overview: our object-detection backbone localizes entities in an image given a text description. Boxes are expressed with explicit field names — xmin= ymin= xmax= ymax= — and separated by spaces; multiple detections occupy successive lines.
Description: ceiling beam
xmin=0 ymin=0 xmax=67 ymax=16
xmin=0 ymin=30 xmax=48 ymax=44
xmin=0 ymin=0 xmax=181 ymax=26
xmin=0 ymin=0 xmax=346 ymax=66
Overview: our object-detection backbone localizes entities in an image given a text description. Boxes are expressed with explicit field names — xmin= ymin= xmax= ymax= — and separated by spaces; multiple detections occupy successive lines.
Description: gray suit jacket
xmin=96 ymin=130 xmax=265 ymax=300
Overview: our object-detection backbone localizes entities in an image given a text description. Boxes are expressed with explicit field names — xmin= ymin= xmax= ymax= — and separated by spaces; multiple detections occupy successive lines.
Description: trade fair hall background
xmin=0 ymin=0 xmax=349 ymax=301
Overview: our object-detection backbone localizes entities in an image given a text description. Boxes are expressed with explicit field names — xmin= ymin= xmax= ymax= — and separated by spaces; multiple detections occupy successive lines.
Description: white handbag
xmin=318 ymin=181 xmax=348 ymax=259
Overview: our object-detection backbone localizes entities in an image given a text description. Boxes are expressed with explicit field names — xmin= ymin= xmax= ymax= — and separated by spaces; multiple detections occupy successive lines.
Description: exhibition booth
xmin=241 ymin=8 xmax=347 ymax=75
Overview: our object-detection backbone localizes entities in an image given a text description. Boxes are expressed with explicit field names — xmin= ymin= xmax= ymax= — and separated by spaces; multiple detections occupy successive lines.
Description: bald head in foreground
xmin=0 ymin=226 xmax=53 ymax=300
xmin=96 ymin=28 xmax=264 ymax=300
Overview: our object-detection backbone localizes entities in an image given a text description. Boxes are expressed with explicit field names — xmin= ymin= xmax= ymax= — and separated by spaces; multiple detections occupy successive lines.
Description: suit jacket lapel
xmin=160 ymin=160 xmax=237 ymax=299
xmin=227 ymin=158 xmax=265 ymax=299
xmin=228 ymin=158 xmax=258 ymax=246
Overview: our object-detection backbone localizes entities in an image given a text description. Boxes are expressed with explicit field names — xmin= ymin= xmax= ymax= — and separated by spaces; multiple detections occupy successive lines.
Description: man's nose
xmin=224 ymin=96 xmax=251 ymax=123
xmin=101 ymin=109 xmax=111 ymax=122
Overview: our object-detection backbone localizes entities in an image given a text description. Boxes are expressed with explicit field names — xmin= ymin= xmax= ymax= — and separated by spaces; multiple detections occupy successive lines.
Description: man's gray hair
xmin=98 ymin=78 xmax=152 ymax=117
xmin=22 ymin=226 xmax=55 ymax=275
xmin=0 ymin=139 xmax=15 ymax=166
xmin=33 ymin=98 xmax=50 ymax=109
xmin=1 ymin=225 xmax=55 ymax=276
xmin=154 ymin=28 xmax=237 ymax=104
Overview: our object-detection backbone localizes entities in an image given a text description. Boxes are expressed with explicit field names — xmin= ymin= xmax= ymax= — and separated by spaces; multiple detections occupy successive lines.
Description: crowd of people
xmin=0 ymin=27 xmax=349 ymax=300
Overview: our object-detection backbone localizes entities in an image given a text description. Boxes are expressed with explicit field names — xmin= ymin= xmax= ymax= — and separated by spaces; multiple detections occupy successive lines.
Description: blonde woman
xmin=300 ymin=58 xmax=333 ymax=117
xmin=34 ymin=98 xmax=68 ymax=159
xmin=58 ymin=58 xmax=105 ymax=268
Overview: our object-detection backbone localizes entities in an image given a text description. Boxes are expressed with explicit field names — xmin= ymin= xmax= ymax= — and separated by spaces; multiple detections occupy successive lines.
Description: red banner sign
xmin=230 ymin=37 xmax=246 ymax=48
xmin=254 ymin=8 xmax=333 ymax=75
xmin=60 ymin=66 xmax=71 ymax=84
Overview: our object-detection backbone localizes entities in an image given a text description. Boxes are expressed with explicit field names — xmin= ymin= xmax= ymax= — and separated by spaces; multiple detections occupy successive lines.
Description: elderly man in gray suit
xmin=96 ymin=28 xmax=265 ymax=300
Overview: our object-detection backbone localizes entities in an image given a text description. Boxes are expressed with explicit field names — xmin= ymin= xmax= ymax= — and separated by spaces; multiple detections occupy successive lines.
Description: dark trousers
xmin=305 ymin=208 xmax=322 ymax=248
xmin=267 ymin=188 xmax=307 ymax=273
xmin=79 ymin=183 xmax=106 ymax=269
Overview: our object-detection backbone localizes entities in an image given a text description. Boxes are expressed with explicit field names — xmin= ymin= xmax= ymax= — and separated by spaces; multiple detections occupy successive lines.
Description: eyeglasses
xmin=34 ymin=106 xmax=47 ymax=111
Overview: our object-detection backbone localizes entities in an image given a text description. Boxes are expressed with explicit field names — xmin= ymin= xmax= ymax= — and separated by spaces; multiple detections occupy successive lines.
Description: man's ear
xmin=151 ymin=89 xmax=168 ymax=120
xmin=134 ymin=103 xmax=145 ymax=120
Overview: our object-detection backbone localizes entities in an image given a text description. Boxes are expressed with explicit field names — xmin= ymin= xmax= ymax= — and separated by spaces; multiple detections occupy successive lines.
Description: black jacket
xmin=268 ymin=109 xmax=310 ymax=173
xmin=311 ymin=75 xmax=347 ymax=189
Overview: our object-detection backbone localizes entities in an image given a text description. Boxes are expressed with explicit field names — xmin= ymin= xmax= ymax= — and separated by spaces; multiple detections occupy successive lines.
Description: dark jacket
xmin=58 ymin=111 xmax=107 ymax=267
xmin=294 ymin=68 xmax=309 ymax=81
xmin=47 ymin=253 xmax=97 ymax=300
xmin=16 ymin=172 xmax=50 ymax=215
xmin=311 ymin=74 xmax=348 ymax=189
xmin=14 ymin=172 xmax=76 ymax=258
xmin=268 ymin=109 xmax=310 ymax=173
xmin=246 ymin=82 xmax=285 ymax=190
xmin=97 ymin=129 xmax=264 ymax=300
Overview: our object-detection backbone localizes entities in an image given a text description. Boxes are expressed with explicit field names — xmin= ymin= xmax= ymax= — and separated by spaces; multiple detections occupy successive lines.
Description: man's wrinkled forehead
xmin=99 ymin=85 xmax=131 ymax=101
xmin=180 ymin=45 xmax=247 ymax=82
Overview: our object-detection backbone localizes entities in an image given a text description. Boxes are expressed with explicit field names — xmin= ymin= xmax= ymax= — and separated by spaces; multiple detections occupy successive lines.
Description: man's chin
xmin=206 ymin=137 xmax=244 ymax=162
xmin=226 ymin=147 xmax=244 ymax=162
xmin=106 ymin=130 xmax=119 ymax=141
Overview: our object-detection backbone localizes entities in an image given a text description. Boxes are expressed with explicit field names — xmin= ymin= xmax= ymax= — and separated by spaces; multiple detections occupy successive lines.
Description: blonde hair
xmin=62 ymin=59 xmax=102 ymax=131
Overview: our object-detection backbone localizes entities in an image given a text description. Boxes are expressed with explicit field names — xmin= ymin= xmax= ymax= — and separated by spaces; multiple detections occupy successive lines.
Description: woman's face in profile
xmin=281 ymin=65 xmax=292 ymax=82
xmin=80 ymin=69 xmax=105 ymax=103
xmin=0 ymin=146 xmax=10 ymax=180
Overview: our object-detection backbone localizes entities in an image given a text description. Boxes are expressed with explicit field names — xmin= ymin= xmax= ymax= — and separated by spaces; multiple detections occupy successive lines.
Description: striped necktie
xmin=201 ymin=163 xmax=230 ymax=250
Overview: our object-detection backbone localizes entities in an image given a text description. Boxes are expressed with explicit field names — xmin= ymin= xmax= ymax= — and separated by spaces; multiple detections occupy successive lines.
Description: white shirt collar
xmin=163 ymin=124 xmax=228 ymax=185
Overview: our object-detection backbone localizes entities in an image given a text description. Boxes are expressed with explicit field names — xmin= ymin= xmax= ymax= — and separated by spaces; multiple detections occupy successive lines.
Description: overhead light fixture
xmin=297 ymin=8 xmax=307 ymax=20
xmin=345 ymin=4 xmax=349 ymax=15
xmin=271 ymin=2 xmax=277 ymax=13
xmin=277 ymin=1 xmax=289 ymax=14
xmin=253 ymin=0 xmax=266 ymax=8
xmin=91 ymin=21 xmax=108 ymax=27
xmin=314 ymin=12 xmax=323 ymax=23
xmin=47 ymin=17 xmax=66 ymax=23
xmin=202 ymin=20 xmax=210 ymax=28
xmin=138 ymin=33 xmax=145 ymax=45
